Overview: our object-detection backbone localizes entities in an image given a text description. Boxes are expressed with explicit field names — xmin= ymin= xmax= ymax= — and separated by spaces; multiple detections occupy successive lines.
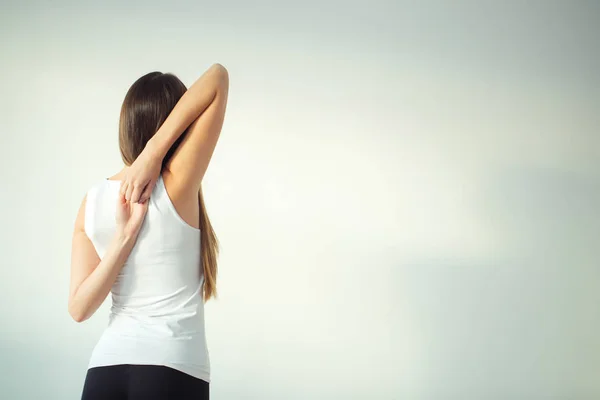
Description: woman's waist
xmin=105 ymin=310 xmax=206 ymax=338
xmin=90 ymin=330 xmax=210 ymax=369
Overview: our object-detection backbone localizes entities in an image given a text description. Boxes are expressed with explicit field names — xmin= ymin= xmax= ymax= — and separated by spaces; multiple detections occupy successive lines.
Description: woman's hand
xmin=120 ymin=143 xmax=163 ymax=203
xmin=116 ymin=192 xmax=149 ymax=239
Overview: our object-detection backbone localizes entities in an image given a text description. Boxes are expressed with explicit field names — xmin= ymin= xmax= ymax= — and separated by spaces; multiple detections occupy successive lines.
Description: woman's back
xmin=84 ymin=172 xmax=209 ymax=382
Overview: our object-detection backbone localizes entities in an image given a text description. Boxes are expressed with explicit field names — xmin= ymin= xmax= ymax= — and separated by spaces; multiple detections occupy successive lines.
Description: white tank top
xmin=84 ymin=173 xmax=210 ymax=383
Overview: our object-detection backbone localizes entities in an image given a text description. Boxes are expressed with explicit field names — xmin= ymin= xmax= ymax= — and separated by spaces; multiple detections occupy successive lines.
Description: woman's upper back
xmin=85 ymin=172 xmax=203 ymax=318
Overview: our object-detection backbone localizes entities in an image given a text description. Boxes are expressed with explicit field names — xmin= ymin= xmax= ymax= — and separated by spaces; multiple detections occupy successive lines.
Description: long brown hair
xmin=118 ymin=71 xmax=219 ymax=302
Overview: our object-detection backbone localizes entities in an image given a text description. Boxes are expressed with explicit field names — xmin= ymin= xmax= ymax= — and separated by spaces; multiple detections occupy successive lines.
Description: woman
xmin=68 ymin=63 xmax=229 ymax=400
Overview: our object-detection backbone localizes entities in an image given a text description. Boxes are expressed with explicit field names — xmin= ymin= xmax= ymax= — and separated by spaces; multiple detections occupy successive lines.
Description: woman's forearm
xmin=68 ymin=232 xmax=136 ymax=322
xmin=146 ymin=63 xmax=229 ymax=160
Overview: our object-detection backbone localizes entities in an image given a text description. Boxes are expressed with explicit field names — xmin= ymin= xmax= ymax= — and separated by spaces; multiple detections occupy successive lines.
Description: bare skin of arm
xmin=68 ymin=193 xmax=148 ymax=322
xmin=121 ymin=63 xmax=229 ymax=204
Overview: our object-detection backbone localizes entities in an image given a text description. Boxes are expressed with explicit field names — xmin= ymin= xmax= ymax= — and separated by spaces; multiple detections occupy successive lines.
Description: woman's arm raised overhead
xmin=156 ymin=63 xmax=229 ymax=193
xmin=138 ymin=63 xmax=229 ymax=198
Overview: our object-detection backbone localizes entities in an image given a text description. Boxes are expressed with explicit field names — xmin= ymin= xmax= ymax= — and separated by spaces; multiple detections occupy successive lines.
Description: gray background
xmin=1 ymin=1 xmax=598 ymax=399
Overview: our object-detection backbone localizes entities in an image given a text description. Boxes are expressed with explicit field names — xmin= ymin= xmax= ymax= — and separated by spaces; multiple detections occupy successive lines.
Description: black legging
xmin=81 ymin=364 xmax=209 ymax=400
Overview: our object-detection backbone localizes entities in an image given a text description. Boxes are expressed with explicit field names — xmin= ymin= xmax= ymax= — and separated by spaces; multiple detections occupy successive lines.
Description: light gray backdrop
xmin=1 ymin=1 xmax=598 ymax=399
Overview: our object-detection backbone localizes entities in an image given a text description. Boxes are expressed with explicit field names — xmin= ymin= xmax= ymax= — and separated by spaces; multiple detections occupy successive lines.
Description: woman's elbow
xmin=211 ymin=63 xmax=228 ymax=77
xmin=68 ymin=302 xmax=87 ymax=323
xmin=211 ymin=63 xmax=229 ymax=88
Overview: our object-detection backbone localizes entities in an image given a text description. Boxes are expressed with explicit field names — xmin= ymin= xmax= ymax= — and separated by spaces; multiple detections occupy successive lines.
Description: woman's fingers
xmin=125 ymin=181 xmax=135 ymax=202
xmin=120 ymin=181 xmax=128 ymax=197
xmin=120 ymin=178 xmax=153 ymax=203
xmin=139 ymin=181 xmax=154 ymax=204
xmin=130 ymin=183 xmax=144 ymax=204
xmin=131 ymin=199 xmax=149 ymax=228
